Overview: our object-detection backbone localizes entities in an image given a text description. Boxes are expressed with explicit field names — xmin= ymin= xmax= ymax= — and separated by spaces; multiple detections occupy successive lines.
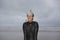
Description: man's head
xmin=27 ymin=10 xmax=34 ymax=22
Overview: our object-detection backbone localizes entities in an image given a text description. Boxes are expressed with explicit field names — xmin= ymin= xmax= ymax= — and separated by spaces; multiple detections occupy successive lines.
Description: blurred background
xmin=0 ymin=0 xmax=60 ymax=40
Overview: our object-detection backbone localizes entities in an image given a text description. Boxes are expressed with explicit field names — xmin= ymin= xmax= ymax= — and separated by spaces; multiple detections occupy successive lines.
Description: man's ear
xmin=25 ymin=18 xmax=28 ymax=22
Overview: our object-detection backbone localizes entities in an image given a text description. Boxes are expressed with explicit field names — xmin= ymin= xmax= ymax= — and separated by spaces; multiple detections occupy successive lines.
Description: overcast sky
xmin=0 ymin=0 xmax=60 ymax=30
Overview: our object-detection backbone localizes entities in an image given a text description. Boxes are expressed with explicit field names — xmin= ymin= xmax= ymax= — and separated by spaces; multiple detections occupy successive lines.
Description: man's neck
xmin=28 ymin=21 xmax=33 ymax=23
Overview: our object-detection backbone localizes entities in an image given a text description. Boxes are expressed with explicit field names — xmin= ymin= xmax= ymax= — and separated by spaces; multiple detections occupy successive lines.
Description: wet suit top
xmin=23 ymin=21 xmax=39 ymax=40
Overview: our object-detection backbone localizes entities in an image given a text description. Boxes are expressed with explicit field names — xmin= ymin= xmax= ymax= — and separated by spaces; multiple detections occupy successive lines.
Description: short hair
xmin=27 ymin=10 xmax=34 ymax=17
xmin=27 ymin=13 xmax=34 ymax=17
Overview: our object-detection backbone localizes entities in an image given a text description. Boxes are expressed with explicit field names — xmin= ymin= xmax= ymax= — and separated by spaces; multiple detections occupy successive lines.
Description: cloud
xmin=0 ymin=0 xmax=60 ymax=28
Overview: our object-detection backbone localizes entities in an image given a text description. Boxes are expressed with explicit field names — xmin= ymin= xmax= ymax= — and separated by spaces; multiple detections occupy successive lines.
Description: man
xmin=23 ymin=10 xmax=39 ymax=40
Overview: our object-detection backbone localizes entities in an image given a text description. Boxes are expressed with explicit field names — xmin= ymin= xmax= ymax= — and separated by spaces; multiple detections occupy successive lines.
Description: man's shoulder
xmin=23 ymin=22 xmax=28 ymax=25
xmin=23 ymin=21 xmax=38 ymax=24
xmin=33 ymin=21 xmax=38 ymax=24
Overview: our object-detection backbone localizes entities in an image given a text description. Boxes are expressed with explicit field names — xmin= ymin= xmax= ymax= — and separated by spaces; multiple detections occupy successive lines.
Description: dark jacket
xmin=23 ymin=21 xmax=39 ymax=40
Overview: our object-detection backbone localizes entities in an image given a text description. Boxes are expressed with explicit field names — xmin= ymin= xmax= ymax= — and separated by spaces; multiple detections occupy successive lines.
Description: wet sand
xmin=0 ymin=30 xmax=60 ymax=40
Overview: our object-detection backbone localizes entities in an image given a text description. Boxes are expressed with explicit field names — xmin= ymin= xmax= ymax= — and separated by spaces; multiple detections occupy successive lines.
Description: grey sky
xmin=0 ymin=0 xmax=60 ymax=30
